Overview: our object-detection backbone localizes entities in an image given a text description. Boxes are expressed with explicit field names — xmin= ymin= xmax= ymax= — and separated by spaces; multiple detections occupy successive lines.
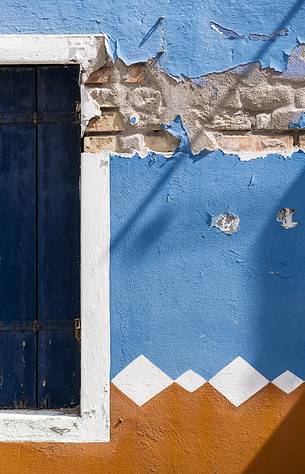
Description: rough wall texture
xmin=2 ymin=0 xmax=305 ymax=76
xmin=2 ymin=385 xmax=305 ymax=473
xmin=83 ymin=46 xmax=305 ymax=158
xmin=3 ymin=0 xmax=305 ymax=472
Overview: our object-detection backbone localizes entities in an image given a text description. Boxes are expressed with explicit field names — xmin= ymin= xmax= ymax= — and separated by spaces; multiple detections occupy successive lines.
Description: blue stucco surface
xmin=2 ymin=0 xmax=305 ymax=76
xmin=8 ymin=0 xmax=305 ymax=382
xmin=111 ymin=151 xmax=305 ymax=380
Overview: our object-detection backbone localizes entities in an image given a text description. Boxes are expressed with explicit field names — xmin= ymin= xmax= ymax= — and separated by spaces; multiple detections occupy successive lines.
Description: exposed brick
xmin=86 ymin=110 xmax=124 ymax=133
xmin=83 ymin=136 xmax=117 ymax=153
xmin=207 ymin=112 xmax=252 ymax=131
xmin=217 ymin=134 xmax=294 ymax=155
xmin=116 ymin=134 xmax=146 ymax=153
xmin=122 ymin=63 xmax=146 ymax=83
xmin=86 ymin=64 xmax=114 ymax=84
xmin=272 ymin=108 xmax=305 ymax=130
xmin=145 ymin=131 xmax=179 ymax=153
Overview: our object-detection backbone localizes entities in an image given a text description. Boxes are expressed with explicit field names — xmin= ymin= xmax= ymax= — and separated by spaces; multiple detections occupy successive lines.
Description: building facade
xmin=0 ymin=0 xmax=304 ymax=472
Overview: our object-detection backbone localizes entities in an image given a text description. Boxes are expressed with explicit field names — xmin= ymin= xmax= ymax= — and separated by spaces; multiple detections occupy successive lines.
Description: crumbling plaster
xmin=83 ymin=42 xmax=305 ymax=159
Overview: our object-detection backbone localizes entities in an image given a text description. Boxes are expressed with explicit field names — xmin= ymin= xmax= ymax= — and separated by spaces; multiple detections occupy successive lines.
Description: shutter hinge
xmin=74 ymin=318 xmax=81 ymax=342
xmin=32 ymin=320 xmax=39 ymax=332
xmin=32 ymin=112 xmax=39 ymax=124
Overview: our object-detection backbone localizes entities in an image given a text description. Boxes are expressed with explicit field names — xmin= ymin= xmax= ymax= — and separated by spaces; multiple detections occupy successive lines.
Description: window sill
xmin=0 ymin=408 xmax=107 ymax=442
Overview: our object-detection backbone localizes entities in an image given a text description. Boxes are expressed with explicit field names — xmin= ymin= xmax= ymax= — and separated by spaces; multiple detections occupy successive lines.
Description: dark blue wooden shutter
xmin=37 ymin=66 xmax=81 ymax=409
xmin=0 ymin=67 xmax=37 ymax=408
xmin=0 ymin=65 xmax=80 ymax=409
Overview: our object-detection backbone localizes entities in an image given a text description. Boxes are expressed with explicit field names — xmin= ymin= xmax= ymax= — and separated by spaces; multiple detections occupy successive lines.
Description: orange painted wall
xmin=0 ymin=384 xmax=305 ymax=474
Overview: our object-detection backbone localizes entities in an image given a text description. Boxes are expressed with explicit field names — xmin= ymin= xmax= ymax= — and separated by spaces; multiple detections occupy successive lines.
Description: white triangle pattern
xmin=112 ymin=355 xmax=304 ymax=407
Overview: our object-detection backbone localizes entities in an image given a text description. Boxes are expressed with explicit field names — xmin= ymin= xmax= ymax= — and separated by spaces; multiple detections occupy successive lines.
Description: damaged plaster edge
xmin=101 ymin=37 xmax=302 ymax=80
xmin=209 ymin=21 xmax=289 ymax=42
xmin=105 ymin=143 xmax=305 ymax=162
xmin=96 ymin=33 xmax=295 ymax=84
xmin=277 ymin=207 xmax=298 ymax=229
xmin=221 ymin=146 xmax=299 ymax=161
xmin=109 ymin=150 xmax=173 ymax=159
xmin=88 ymin=115 xmax=305 ymax=161
xmin=81 ymin=87 xmax=102 ymax=136
xmin=210 ymin=212 xmax=240 ymax=235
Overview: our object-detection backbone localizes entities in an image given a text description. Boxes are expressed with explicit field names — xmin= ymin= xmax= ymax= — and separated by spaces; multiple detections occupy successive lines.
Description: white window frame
xmin=0 ymin=35 xmax=110 ymax=442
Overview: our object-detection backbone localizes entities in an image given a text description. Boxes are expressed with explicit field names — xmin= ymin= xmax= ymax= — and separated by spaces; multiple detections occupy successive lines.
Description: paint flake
xmin=276 ymin=208 xmax=298 ymax=229
xmin=210 ymin=22 xmax=288 ymax=43
xmin=211 ymin=212 xmax=240 ymax=235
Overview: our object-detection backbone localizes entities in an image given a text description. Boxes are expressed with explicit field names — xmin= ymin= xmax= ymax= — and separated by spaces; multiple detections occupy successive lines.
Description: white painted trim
xmin=0 ymin=34 xmax=105 ymax=134
xmin=0 ymin=36 xmax=110 ymax=442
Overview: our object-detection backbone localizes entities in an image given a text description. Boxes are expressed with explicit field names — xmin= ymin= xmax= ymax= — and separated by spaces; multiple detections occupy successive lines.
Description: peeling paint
xmin=210 ymin=22 xmax=244 ymax=40
xmin=277 ymin=208 xmax=298 ymax=229
xmin=1 ymin=0 xmax=305 ymax=77
xmin=161 ymin=116 xmax=191 ymax=154
xmin=248 ymin=29 xmax=289 ymax=41
xmin=210 ymin=213 xmax=240 ymax=235
xmin=83 ymin=46 xmax=305 ymax=159
xmin=210 ymin=22 xmax=289 ymax=42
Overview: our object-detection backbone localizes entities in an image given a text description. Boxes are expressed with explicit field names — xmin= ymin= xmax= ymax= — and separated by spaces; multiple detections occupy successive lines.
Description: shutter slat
xmin=0 ymin=67 xmax=37 ymax=408
xmin=37 ymin=66 xmax=81 ymax=409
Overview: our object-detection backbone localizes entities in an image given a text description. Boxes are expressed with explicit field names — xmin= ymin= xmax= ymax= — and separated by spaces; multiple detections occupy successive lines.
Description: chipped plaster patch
xmin=277 ymin=208 xmax=298 ymax=229
xmin=210 ymin=213 xmax=240 ymax=235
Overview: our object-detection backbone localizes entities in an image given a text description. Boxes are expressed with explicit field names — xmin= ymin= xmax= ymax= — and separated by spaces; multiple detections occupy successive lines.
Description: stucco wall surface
xmin=2 ymin=0 xmax=305 ymax=76
xmin=1 ymin=385 xmax=305 ymax=473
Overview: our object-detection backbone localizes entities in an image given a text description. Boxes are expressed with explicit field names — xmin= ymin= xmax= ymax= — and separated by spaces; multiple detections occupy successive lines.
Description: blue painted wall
xmin=3 ymin=0 xmax=305 ymax=76
xmin=111 ymin=151 xmax=305 ymax=380
xmin=6 ymin=0 xmax=305 ymax=383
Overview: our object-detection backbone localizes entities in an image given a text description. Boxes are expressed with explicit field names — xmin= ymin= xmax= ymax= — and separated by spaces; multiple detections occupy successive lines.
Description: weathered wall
xmin=3 ymin=1 xmax=305 ymax=473
xmin=83 ymin=48 xmax=305 ymax=158
xmin=2 ymin=0 xmax=305 ymax=77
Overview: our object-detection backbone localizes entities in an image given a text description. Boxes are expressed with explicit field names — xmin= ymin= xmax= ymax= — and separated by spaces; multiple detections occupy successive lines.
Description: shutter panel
xmin=37 ymin=66 xmax=81 ymax=409
xmin=0 ymin=68 xmax=36 ymax=408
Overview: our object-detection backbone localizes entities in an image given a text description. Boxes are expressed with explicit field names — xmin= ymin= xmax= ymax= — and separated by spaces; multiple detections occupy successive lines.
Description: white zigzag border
xmin=112 ymin=355 xmax=304 ymax=407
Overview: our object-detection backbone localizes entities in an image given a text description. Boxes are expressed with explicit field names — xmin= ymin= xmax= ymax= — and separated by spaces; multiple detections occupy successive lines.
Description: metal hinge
xmin=74 ymin=318 xmax=81 ymax=342
xmin=32 ymin=112 xmax=39 ymax=124
xmin=0 ymin=319 xmax=81 ymax=341
xmin=32 ymin=319 xmax=39 ymax=332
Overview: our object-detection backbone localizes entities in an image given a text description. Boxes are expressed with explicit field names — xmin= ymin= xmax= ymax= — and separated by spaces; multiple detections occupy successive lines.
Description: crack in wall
xmin=210 ymin=22 xmax=289 ymax=42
